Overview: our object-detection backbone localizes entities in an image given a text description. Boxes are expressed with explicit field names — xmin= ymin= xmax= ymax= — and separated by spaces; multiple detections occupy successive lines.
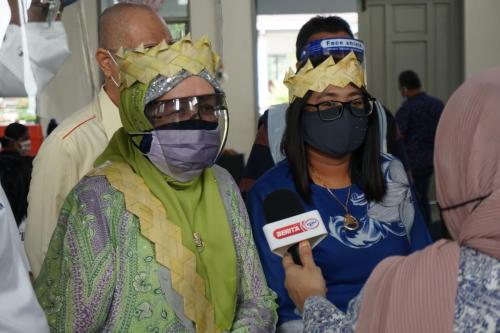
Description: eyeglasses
xmin=144 ymin=93 xmax=228 ymax=127
xmin=304 ymin=96 xmax=376 ymax=121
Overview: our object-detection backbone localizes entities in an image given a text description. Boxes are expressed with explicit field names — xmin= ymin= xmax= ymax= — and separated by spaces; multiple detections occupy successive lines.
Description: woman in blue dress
xmin=246 ymin=38 xmax=432 ymax=332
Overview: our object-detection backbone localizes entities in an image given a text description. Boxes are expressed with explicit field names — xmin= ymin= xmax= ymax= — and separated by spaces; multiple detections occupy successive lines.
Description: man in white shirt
xmin=25 ymin=3 xmax=172 ymax=277
xmin=0 ymin=184 xmax=49 ymax=333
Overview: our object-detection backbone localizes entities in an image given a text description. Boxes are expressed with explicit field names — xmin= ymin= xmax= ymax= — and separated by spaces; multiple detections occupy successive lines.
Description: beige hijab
xmin=355 ymin=68 xmax=500 ymax=333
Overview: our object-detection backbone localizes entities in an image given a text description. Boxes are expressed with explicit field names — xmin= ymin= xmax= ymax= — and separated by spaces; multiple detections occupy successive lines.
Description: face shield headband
xmin=299 ymin=37 xmax=365 ymax=64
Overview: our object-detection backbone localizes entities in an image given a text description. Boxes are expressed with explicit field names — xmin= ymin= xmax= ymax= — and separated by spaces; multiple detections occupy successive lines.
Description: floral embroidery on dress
xmin=46 ymin=294 xmax=63 ymax=315
xmin=135 ymin=302 xmax=153 ymax=320
xmin=133 ymin=272 xmax=153 ymax=293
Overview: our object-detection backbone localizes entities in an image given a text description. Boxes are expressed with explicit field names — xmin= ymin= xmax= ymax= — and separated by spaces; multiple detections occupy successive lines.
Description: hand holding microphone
xmin=282 ymin=241 xmax=327 ymax=312
xmin=262 ymin=189 xmax=328 ymax=265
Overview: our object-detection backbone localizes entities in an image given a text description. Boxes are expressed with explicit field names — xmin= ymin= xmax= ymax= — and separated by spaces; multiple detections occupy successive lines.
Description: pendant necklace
xmin=312 ymin=171 xmax=360 ymax=231
xmin=192 ymin=232 xmax=205 ymax=252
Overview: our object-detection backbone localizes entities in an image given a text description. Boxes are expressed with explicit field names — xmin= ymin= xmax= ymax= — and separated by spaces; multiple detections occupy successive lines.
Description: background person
xmin=0 ymin=123 xmax=33 ymax=228
xmin=396 ymin=70 xmax=444 ymax=227
xmin=25 ymin=2 xmax=172 ymax=277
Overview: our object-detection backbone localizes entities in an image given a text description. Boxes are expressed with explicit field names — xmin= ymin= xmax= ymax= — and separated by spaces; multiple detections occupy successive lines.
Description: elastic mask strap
xmin=439 ymin=192 xmax=492 ymax=212
xmin=106 ymin=50 xmax=121 ymax=88
xmin=128 ymin=132 xmax=152 ymax=154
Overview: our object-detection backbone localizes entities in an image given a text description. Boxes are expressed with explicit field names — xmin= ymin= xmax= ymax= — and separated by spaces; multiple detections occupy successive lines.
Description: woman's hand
xmin=282 ymin=241 xmax=327 ymax=312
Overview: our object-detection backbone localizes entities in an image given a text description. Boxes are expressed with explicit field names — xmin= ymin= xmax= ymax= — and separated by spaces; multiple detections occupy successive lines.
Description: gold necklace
xmin=312 ymin=171 xmax=360 ymax=231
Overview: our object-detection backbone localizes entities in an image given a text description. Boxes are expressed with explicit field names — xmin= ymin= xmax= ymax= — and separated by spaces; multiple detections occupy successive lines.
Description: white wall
xmin=464 ymin=0 xmax=500 ymax=78
xmin=191 ymin=0 xmax=258 ymax=159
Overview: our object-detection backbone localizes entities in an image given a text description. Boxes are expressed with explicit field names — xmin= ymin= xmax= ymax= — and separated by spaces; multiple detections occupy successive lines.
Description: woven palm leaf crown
xmin=283 ymin=51 xmax=365 ymax=103
xmin=114 ymin=34 xmax=220 ymax=89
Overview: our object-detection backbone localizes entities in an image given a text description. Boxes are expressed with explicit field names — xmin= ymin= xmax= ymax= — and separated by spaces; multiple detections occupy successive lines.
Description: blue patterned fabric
xmin=302 ymin=246 xmax=500 ymax=333
xmin=454 ymin=247 xmax=500 ymax=332
xmin=247 ymin=154 xmax=432 ymax=328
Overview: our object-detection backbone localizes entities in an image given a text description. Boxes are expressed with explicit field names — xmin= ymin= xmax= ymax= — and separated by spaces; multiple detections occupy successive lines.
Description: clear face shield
xmin=299 ymin=38 xmax=367 ymax=87
xmin=132 ymin=84 xmax=229 ymax=182
xmin=143 ymin=91 xmax=229 ymax=163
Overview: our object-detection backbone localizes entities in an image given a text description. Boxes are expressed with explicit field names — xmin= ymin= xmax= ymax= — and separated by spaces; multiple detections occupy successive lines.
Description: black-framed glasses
xmin=145 ymin=92 xmax=228 ymax=127
xmin=304 ymin=96 xmax=376 ymax=121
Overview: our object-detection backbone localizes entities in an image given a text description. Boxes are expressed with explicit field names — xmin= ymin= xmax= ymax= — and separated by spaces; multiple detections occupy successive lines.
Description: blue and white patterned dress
xmin=247 ymin=154 xmax=433 ymax=331
xmin=303 ymin=247 xmax=500 ymax=333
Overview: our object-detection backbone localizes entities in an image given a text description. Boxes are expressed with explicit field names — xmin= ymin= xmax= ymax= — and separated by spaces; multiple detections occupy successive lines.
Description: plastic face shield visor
xmin=144 ymin=92 xmax=229 ymax=156
xmin=145 ymin=92 xmax=228 ymax=128
xmin=299 ymin=38 xmax=366 ymax=85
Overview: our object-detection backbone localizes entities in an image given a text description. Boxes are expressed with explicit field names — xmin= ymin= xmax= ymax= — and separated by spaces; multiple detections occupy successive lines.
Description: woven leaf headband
xmin=115 ymin=34 xmax=220 ymax=89
xmin=283 ymin=51 xmax=365 ymax=102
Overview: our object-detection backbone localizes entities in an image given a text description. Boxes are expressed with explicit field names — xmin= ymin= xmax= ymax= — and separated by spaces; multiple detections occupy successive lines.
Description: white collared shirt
xmin=25 ymin=87 xmax=121 ymax=277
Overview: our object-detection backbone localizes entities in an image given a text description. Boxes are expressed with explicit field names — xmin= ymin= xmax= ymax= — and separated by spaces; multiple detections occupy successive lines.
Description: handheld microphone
xmin=262 ymin=189 xmax=327 ymax=265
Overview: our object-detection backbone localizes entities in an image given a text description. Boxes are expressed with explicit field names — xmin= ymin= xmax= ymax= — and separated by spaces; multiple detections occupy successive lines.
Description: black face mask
xmin=301 ymin=110 xmax=369 ymax=157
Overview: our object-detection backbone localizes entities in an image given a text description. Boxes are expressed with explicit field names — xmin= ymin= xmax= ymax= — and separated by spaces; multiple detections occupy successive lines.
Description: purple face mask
xmin=146 ymin=128 xmax=222 ymax=182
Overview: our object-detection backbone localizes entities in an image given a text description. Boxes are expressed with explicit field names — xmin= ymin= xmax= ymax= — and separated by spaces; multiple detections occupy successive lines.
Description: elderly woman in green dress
xmin=35 ymin=36 xmax=277 ymax=333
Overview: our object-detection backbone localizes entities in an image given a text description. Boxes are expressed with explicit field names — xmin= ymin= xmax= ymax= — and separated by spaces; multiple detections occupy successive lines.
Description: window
xmin=267 ymin=54 xmax=288 ymax=82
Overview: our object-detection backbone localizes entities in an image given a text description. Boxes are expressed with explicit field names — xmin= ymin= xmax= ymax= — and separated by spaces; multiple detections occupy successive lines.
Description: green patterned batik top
xmin=35 ymin=165 xmax=277 ymax=332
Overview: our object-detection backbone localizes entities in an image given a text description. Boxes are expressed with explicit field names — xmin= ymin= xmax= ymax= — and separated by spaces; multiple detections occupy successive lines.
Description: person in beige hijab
xmin=282 ymin=67 xmax=500 ymax=332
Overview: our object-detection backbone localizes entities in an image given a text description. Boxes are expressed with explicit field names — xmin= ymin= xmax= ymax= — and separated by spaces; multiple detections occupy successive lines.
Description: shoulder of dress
xmin=86 ymin=161 xmax=155 ymax=207
xmin=380 ymin=154 xmax=405 ymax=172
xmin=254 ymin=160 xmax=290 ymax=187
xmin=458 ymin=247 xmax=500 ymax=275
xmin=87 ymin=161 xmax=137 ymax=181
xmin=247 ymin=163 xmax=293 ymax=202
xmin=212 ymin=165 xmax=236 ymax=187
xmin=380 ymin=152 xmax=395 ymax=162
xmin=65 ymin=173 xmax=117 ymax=209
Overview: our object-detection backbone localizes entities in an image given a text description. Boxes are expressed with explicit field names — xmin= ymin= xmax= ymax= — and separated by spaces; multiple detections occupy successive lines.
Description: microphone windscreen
xmin=263 ymin=189 xmax=306 ymax=265
xmin=263 ymin=189 xmax=305 ymax=223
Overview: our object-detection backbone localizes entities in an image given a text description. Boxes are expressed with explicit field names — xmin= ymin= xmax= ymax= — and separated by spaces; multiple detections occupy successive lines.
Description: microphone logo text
xmin=273 ymin=218 xmax=320 ymax=239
